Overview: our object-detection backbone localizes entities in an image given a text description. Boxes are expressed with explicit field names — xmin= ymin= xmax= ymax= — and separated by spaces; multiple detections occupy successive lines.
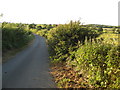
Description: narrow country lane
xmin=2 ymin=35 xmax=56 ymax=88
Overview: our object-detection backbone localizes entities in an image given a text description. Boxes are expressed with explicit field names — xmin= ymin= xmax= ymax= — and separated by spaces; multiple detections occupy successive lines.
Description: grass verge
xmin=2 ymin=36 xmax=35 ymax=63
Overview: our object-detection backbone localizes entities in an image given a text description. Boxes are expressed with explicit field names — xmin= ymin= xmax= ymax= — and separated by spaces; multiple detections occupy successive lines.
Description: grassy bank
xmin=2 ymin=36 xmax=34 ymax=63
xmin=2 ymin=22 xmax=34 ymax=63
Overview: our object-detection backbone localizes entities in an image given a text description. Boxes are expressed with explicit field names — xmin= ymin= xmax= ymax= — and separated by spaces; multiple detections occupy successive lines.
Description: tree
xmin=42 ymin=24 xmax=47 ymax=29
xmin=52 ymin=24 xmax=57 ymax=27
xmin=37 ymin=26 xmax=42 ymax=30
xmin=2 ymin=22 xmax=8 ymax=28
xmin=98 ymin=27 xmax=103 ymax=32
xmin=46 ymin=24 xmax=52 ymax=30
xmin=112 ymin=27 xmax=116 ymax=33
xmin=29 ymin=23 xmax=36 ymax=29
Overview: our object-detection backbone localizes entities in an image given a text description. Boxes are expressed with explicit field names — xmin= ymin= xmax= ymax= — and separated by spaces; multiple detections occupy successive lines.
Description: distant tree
xmin=52 ymin=24 xmax=57 ymax=27
xmin=29 ymin=23 xmax=36 ymax=29
xmin=37 ymin=26 xmax=42 ymax=30
xmin=42 ymin=24 xmax=47 ymax=29
xmin=46 ymin=24 xmax=52 ymax=30
xmin=2 ymin=22 xmax=8 ymax=28
xmin=98 ymin=27 xmax=103 ymax=32
xmin=116 ymin=28 xmax=120 ymax=34
xmin=112 ymin=27 xmax=116 ymax=33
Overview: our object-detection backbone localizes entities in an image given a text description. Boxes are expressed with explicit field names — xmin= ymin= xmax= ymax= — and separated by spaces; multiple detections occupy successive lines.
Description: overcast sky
xmin=0 ymin=0 xmax=119 ymax=26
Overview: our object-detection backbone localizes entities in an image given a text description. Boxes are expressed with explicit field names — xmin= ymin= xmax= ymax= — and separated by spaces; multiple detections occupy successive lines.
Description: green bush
xmin=46 ymin=21 xmax=98 ymax=63
xmin=72 ymin=40 xmax=120 ymax=88
xmin=2 ymin=24 xmax=34 ymax=53
xmin=36 ymin=29 xmax=48 ymax=37
xmin=37 ymin=20 xmax=119 ymax=88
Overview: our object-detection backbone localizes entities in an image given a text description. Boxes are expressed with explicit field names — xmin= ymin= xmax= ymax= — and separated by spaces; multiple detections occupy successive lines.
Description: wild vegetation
xmin=2 ymin=20 xmax=119 ymax=88
xmin=2 ymin=22 xmax=57 ymax=62
xmin=2 ymin=22 xmax=57 ymax=52
xmin=36 ymin=20 xmax=120 ymax=88
xmin=2 ymin=22 xmax=34 ymax=55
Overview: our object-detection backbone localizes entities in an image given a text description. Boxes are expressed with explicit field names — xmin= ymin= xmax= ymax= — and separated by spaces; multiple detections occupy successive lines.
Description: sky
xmin=0 ymin=0 xmax=119 ymax=26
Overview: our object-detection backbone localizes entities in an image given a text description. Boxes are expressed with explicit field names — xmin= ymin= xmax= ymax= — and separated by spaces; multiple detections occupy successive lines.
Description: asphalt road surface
xmin=2 ymin=35 xmax=56 ymax=88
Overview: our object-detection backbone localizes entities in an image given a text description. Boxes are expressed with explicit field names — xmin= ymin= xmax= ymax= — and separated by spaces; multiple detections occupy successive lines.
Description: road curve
xmin=2 ymin=35 xmax=56 ymax=88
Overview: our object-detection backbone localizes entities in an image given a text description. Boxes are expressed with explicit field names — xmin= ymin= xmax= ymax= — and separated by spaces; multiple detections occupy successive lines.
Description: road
xmin=2 ymin=35 xmax=56 ymax=88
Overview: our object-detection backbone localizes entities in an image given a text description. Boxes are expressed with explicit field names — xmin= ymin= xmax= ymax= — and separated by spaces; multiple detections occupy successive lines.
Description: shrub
xmin=2 ymin=25 xmax=33 ymax=53
xmin=46 ymin=21 xmax=98 ymax=63
xmin=71 ymin=40 xmax=120 ymax=88
xmin=36 ymin=29 xmax=48 ymax=37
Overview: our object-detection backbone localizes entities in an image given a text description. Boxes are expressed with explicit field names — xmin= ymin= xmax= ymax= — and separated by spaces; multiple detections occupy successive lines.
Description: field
xmin=97 ymin=33 xmax=119 ymax=45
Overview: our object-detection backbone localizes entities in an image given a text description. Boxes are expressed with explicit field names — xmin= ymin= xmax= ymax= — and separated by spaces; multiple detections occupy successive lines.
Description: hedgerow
xmin=37 ymin=20 xmax=120 ymax=88
xmin=69 ymin=39 xmax=120 ymax=88
xmin=46 ymin=21 xmax=99 ymax=63
xmin=2 ymin=23 xmax=34 ymax=53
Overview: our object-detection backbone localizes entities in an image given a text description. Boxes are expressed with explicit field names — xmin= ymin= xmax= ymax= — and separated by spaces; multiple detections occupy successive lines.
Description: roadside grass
xmin=2 ymin=35 xmax=35 ymax=63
